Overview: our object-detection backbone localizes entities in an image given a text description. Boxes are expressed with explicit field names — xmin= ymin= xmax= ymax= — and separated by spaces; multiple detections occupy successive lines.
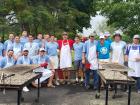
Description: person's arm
xmin=135 ymin=58 xmax=140 ymax=62
xmin=49 ymin=59 xmax=55 ymax=72
xmin=45 ymin=43 xmax=48 ymax=55
xmin=110 ymin=43 xmax=113 ymax=61
xmin=0 ymin=58 xmax=6 ymax=68
xmin=3 ymin=41 xmax=7 ymax=56
xmin=135 ymin=46 xmax=140 ymax=62
xmin=124 ymin=45 xmax=130 ymax=66
xmin=35 ymin=43 xmax=39 ymax=55
xmin=56 ymin=43 xmax=60 ymax=57
xmin=96 ymin=44 xmax=99 ymax=59
xmin=82 ymin=43 xmax=86 ymax=64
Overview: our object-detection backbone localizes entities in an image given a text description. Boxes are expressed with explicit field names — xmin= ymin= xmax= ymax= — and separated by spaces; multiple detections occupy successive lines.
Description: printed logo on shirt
xmin=100 ymin=47 xmax=108 ymax=55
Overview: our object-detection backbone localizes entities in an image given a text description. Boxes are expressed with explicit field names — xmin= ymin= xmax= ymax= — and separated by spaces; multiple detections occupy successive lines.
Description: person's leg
xmin=55 ymin=69 xmax=59 ymax=80
xmin=33 ymin=69 xmax=53 ymax=87
xmin=47 ymin=74 xmax=55 ymax=87
xmin=137 ymin=77 xmax=140 ymax=93
xmin=74 ymin=60 xmax=80 ymax=82
xmin=85 ymin=70 xmax=90 ymax=87
xmin=55 ymin=69 xmax=60 ymax=85
xmin=79 ymin=60 xmax=84 ymax=82
xmin=62 ymin=69 xmax=66 ymax=82
xmin=93 ymin=70 xmax=99 ymax=90
xmin=67 ymin=69 xmax=71 ymax=84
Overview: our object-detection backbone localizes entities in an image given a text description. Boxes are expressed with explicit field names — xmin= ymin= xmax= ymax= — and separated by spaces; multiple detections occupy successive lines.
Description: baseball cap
xmin=104 ymin=32 xmax=110 ymax=36
xmin=62 ymin=32 xmax=68 ymax=36
xmin=133 ymin=34 xmax=140 ymax=39
xmin=39 ymin=48 xmax=45 ymax=52
xmin=99 ymin=35 xmax=105 ymax=39
xmin=114 ymin=30 xmax=122 ymax=36
xmin=23 ymin=48 xmax=28 ymax=51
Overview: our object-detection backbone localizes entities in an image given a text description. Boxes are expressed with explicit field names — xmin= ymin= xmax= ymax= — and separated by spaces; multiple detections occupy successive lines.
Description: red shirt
xmin=57 ymin=40 xmax=74 ymax=49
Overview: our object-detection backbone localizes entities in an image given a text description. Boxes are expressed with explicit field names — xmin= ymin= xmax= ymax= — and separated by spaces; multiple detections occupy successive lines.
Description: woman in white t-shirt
xmin=111 ymin=31 xmax=126 ymax=65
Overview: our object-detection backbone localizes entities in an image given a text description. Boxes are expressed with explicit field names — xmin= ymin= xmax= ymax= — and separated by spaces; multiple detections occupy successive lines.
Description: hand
xmin=135 ymin=58 xmax=140 ymax=62
xmin=82 ymin=59 xmax=85 ymax=64
xmin=52 ymin=69 xmax=55 ymax=74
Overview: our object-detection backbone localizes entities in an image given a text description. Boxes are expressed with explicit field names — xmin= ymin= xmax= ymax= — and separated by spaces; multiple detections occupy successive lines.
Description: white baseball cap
xmin=133 ymin=34 xmax=140 ymax=39
xmin=114 ymin=30 xmax=122 ymax=36
xmin=23 ymin=48 xmax=28 ymax=51
xmin=39 ymin=48 xmax=45 ymax=52
xmin=104 ymin=32 xmax=110 ymax=36
xmin=99 ymin=35 xmax=105 ymax=39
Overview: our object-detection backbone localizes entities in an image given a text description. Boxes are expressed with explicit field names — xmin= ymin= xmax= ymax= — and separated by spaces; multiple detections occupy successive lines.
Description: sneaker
xmin=67 ymin=81 xmax=71 ymax=85
xmin=93 ymin=87 xmax=98 ymax=90
xmin=126 ymin=90 xmax=129 ymax=93
xmin=80 ymin=78 xmax=84 ymax=82
xmin=23 ymin=86 xmax=29 ymax=92
xmin=76 ymin=78 xmax=78 ymax=82
xmin=137 ymin=90 xmax=140 ymax=94
xmin=85 ymin=85 xmax=90 ymax=90
xmin=55 ymin=80 xmax=60 ymax=86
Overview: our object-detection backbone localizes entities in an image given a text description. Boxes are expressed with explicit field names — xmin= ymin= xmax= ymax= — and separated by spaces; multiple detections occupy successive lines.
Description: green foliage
xmin=96 ymin=1 xmax=140 ymax=37
xmin=0 ymin=0 xmax=97 ymax=39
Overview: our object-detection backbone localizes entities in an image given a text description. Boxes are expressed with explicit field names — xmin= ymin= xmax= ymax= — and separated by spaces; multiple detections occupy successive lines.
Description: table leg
xmin=128 ymin=85 xmax=131 ymax=105
xmin=21 ymin=91 xmax=24 ymax=102
xmin=35 ymin=78 xmax=40 ymax=102
xmin=112 ymin=84 xmax=117 ymax=99
xmin=98 ymin=76 xmax=101 ymax=93
xmin=17 ymin=90 xmax=22 ymax=105
xmin=105 ymin=84 xmax=109 ymax=105
xmin=114 ymin=84 xmax=117 ymax=94
xmin=95 ymin=76 xmax=101 ymax=99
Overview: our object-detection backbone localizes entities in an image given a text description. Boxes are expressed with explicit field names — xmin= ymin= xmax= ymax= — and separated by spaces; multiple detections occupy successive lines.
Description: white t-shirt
xmin=111 ymin=41 xmax=126 ymax=65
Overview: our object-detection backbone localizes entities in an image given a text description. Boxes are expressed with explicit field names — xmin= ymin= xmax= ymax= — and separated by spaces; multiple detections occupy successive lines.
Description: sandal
xmin=47 ymin=85 xmax=55 ymax=88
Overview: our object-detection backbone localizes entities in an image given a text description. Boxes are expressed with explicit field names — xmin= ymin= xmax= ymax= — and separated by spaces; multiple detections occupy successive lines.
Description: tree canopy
xmin=0 ymin=0 xmax=96 ymax=39
xmin=0 ymin=0 xmax=140 ymax=39
xmin=96 ymin=0 xmax=140 ymax=37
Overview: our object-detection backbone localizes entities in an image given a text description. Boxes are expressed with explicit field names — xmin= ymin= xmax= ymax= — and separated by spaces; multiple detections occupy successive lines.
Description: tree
xmin=96 ymin=0 xmax=140 ymax=37
xmin=0 ymin=0 xmax=97 ymax=38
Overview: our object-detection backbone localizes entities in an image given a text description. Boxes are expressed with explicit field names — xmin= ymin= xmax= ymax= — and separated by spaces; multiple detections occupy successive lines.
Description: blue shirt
xmin=73 ymin=42 xmax=84 ymax=60
xmin=83 ymin=40 xmax=98 ymax=59
xmin=125 ymin=44 xmax=140 ymax=55
xmin=16 ymin=56 xmax=33 ymax=64
xmin=105 ymin=38 xmax=112 ymax=45
xmin=33 ymin=55 xmax=50 ymax=64
xmin=0 ymin=57 xmax=16 ymax=68
xmin=97 ymin=41 xmax=110 ymax=59
xmin=24 ymin=42 xmax=39 ymax=57
xmin=20 ymin=36 xmax=28 ymax=46
xmin=45 ymin=42 xmax=58 ymax=56
xmin=13 ymin=42 xmax=23 ymax=55
xmin=0 ymin=42 xmax=4 ymax=56
xmin=34 ymin=39 xmax=43 ymax=48
xmin=4 ymin=40 xmax=14 ymax=51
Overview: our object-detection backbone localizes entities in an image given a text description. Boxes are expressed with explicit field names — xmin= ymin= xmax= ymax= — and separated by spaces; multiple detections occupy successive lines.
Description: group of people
xmin=0 ymin=30 xmax=140 ymax=94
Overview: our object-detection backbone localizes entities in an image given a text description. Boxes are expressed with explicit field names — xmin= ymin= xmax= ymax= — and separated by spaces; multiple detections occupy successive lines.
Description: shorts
xmin=47 ymin=56 xmax=59 ymax=70
xmin=74 ymin=60 xmax=84 ymax=70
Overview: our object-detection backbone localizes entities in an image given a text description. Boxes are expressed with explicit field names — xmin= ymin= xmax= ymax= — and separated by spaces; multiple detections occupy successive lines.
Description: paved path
xmin=0 ymin=84 xmax=140 ymax=105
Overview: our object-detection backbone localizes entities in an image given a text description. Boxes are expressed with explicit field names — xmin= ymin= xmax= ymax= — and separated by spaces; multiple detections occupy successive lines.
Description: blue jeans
xmin=137 ymin=77 xmax=140 ymax=90
xmin=85 ymin=70 xmax=99 ymax=89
